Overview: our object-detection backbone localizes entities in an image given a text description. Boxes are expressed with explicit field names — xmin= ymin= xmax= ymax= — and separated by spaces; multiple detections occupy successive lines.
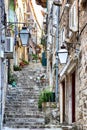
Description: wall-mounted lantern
xmin=19 ymin=25 xmax=30 ymax=46
xmin=57 ymin=44 xmax=68 ymax=64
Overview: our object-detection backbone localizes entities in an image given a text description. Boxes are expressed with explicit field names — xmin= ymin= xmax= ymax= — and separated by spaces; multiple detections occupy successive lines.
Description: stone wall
xmin=42 ymin=102 xmax=60 ymax=126
xmin=59 ymin=1 xmax=87 ymax=130
xmin=76 ymin=5 xmax=87 ymax=129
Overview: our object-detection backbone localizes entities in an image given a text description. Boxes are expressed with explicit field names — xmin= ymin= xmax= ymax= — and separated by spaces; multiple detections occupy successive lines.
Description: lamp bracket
xmin=0 ymin=22 xmax=29 ymax=31
xmin=65 ymin=39 xmax=81 ymax=46
xmin=67 ymin=44 xmax=80 ymax=52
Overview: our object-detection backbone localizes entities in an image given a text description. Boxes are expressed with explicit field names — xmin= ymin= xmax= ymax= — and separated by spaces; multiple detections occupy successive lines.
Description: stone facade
xmin=0 ymin=0 xmax=8 ymax=130
xmin=59 ymin=0 xmax=87 ymax=130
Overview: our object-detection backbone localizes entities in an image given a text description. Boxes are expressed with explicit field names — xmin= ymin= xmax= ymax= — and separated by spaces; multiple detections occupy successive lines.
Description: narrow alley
xmin=0 ymin=0 xmax=87 ymax=130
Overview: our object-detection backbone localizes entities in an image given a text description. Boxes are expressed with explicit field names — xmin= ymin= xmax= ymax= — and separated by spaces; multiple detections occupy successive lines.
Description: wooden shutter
xmin=69 ymin=0 xmax=78 ymax=32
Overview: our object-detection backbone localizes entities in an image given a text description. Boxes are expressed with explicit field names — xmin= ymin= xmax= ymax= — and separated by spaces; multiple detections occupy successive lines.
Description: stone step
xmin=4 ymin=63 xmax=46 ymax=128
xmin=4 ymin=124 xmax=45 ymax=128
xmin=6 ymin=100 xmax=38 ymax=107
xmin=6 ymin=98 xmax=39 ymax=101
xmin=5 ymin=118 xmax=45 ymax=128
xmin=5 ymin=120 xmax=45 ymax=124
xmin=7 ymin=93 xmax=39 ymax=97
xmin=7 ymin=89 xmax=39 ymax=95
xmin=8 ymin=96 xmax=38 ymax=99
xmin=7 ymin=88 xmax=39 ymax=91
xmin=5 ymin=115 xmax=45 ymax=119
xmin=5 ymin=105 xmax=38 ymax=109
xmin=6 ymin=99 xmax=38 ymax=102
xmin=6 ymin=95 xmax=39 ymax=99
xmin=7 ymin=102 xmax=38 ymax=106
xmin=5 ymin=112 xmax=45 ymax=117
xmin=8 ymin=96 xmax=39 ymax=100
xmin=5 ymin=116 xmax=45 ymax=121
xmin=6 ymin=94 xmax=39 ymax=98
xmin=6 ymin=102 xmax=38 ymax=108
xmin=5 ymin=107 xmax=40 ymax=112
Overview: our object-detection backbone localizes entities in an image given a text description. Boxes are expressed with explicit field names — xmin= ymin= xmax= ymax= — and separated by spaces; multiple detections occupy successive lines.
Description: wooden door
xmin=62 ymin=80 xmax=65 ymax=122
xmin=72 ymin=71 xmax=75 ymax=122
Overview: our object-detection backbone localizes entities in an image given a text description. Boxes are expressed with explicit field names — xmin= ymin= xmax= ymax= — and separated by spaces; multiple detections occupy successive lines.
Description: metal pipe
xmin=0 ymin=0 xmax=3 ymax=129
xmin=55 ymin=6 xmax=60 ymax=103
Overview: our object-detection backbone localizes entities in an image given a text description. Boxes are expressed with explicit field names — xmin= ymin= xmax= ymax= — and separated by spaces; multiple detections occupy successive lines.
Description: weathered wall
xmin=59 ymin=1 xmax=87 ymax=130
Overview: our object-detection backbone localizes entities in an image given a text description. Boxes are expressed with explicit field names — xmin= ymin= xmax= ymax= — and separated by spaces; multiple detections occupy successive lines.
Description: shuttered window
xmin=69 ymin=0 xmax=78 ymax=32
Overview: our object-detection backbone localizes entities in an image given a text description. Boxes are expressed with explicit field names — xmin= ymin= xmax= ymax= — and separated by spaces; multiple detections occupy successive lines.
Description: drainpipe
xmin=77 ymin=0 xmax=79 ymax=41
xmin=0 ymin=0 xmax=2 ymax=129
xmin=0 ymin=1 xmax=5 ymax=129
xmin=55 ymin=6 xmax=60 ymax=103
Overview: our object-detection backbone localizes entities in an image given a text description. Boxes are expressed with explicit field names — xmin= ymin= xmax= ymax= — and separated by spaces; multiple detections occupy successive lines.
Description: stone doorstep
xmin=61 ymin=125 xmax=74 ymax=130
xmin=45 ymin=124 xmax=61 ymax=127
xmin=62 ymin=125 xmax=72 ymax=127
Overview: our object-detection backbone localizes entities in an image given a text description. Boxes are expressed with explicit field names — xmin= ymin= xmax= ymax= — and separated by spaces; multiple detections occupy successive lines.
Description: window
xmin=69 ymin=0 xmax=78 ymax=32
xmin=23 ymin=2 xmax=26 ymax=13
xmin=5 ymin=37 xmax=14 ymax=52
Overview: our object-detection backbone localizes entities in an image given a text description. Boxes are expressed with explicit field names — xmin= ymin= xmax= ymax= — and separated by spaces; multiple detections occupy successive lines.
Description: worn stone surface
xmin=4 ymin=63 xmax=47 ymax=128
xmin=58 ymin=1 xmax=87 ymax=130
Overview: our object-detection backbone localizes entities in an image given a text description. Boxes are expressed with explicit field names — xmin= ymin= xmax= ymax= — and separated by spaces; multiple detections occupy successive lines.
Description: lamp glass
xmin=20 ymin=26 xmax=29 ymax=46
xmin=58 ymin=48 xmax=68 ymax=64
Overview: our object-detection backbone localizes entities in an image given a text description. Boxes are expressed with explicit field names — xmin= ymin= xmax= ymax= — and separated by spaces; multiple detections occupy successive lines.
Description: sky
xmin=31 ymin=0 xmax=45 ymax=28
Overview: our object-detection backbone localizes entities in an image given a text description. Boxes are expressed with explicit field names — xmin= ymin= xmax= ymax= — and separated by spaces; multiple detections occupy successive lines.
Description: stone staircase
xmin=4 ymin=64 xmax=45 ymax=128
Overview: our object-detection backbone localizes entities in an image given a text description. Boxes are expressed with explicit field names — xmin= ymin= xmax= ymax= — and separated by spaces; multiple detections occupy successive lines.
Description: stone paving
xmin=4 ymin=62 xmax=47 ymax=129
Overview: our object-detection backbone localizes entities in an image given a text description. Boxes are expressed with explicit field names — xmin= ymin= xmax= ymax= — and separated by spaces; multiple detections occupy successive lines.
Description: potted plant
xmin=38 ymin=89 xmax=55 ymax=110
xmin=13 ymin=65 xmax=22 ymax=71
xmin=19 ymin=58 xmax=29 ymax=68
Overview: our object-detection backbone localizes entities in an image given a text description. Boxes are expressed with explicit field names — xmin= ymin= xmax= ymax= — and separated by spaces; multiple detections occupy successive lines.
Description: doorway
xmin=62 ymin=80 xmax=65 ymax=122
xmin=72 ymin=71 xmax=75 ymax=122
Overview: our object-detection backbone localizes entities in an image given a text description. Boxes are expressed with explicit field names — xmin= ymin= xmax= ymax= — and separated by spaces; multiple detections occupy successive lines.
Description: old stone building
xmin=31 ymin=0 xmax=87 ymax=129
xmin=59 ymin=0 xmax=87 ymax=130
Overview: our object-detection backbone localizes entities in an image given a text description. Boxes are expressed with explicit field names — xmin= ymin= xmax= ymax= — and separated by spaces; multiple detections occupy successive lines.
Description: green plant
xmin=19 ymin=58 xmax=29 ymax=67
xmin=41 ymin=38 xmax=46 ymax=46
xmin=38 ymin=89 xmax=55 ymax=109
xmin=13 ymin=65 xmax=22 ymax=71
xmin=21 ymin=59 xmax=29 ymax=65
xmin=38 ymin=93 xmax=43 ymax=110
xmin=8 ymin=72 xmax=17 ymax=85
xmin=32 ymin=54 xmax=38 ymax=60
